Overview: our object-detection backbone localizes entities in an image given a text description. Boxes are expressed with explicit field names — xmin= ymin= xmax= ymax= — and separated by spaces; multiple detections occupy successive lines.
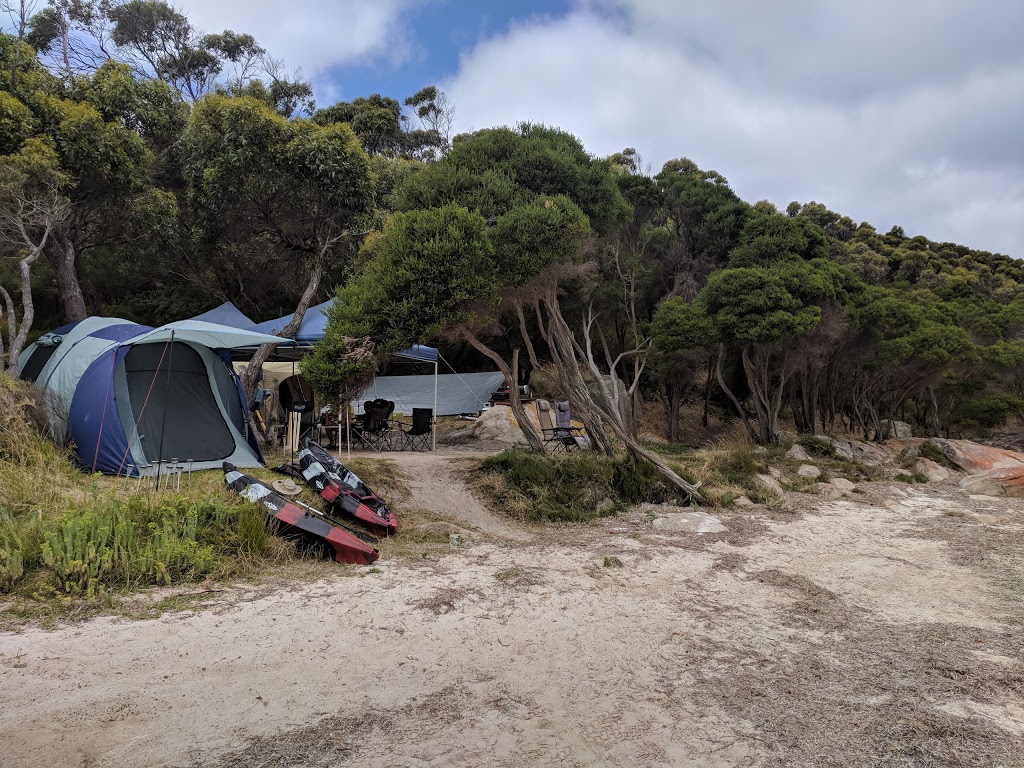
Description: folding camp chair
xmin=351 ymin=398 xmax=394 ymax=451
xmin=554 ymin=400 xmax=590 ymax=451
xmin=399 ymin=408 xmax=434 ymax=451
xmin=535 ymin=399 xmax=578 ymax=453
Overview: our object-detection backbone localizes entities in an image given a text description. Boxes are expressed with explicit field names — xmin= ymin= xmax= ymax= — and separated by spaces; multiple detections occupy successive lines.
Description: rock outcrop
xmin=914 ymin=458 xmax=949 ymax=483
xmin=471 ymin=406 xmax=529 ymax=445
xmin=959 ymin=468 xmax=1024 ymax=498
xmin=925 ymin=439 xmax=1024 ymax=473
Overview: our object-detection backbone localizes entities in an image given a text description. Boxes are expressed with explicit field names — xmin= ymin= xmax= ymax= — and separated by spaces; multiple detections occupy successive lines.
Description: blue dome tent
xmin=18 ymin=317 xmax=287 ymax=475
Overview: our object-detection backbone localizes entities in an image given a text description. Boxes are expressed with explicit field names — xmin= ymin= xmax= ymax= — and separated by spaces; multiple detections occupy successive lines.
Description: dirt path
xmin=1 ymin=477 xmax=1021 ymax=767
xmin=382 ymin=449 xmax=534 ymax=541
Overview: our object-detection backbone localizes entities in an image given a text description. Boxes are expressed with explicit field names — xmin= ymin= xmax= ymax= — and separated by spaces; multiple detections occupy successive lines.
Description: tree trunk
xmin=458 ymin=327 xmax=545 ymax=451
xmin=242 ymin=255 xmax=325 ymax=403
xmin=48 ymin=232 xmax=87 ymax=322
xmin=3 ymin=248 xmax=45 ymax=373
xmin=617 ymin=428 xmax=707 ymax=505
xmin=659 ymin=380 xmax=681 ymax=442
xmin=716 ymin=345 xmax=757 ymax=441
xmin=703 ymin=355 xmax=713 ymax=428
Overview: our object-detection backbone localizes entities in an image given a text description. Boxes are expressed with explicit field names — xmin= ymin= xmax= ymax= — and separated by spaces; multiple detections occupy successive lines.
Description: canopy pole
xmin=338 ymin=390 xmax=343 ymax=457
xmin=154 ymin=330 xmax=176 ymax=491
xmin=290 ymin=358 xmax=296 ymax=466
xmin=346 ymin=408 xmax=351 ymax=460
xmin=432 ymin=359 xmax=438 ymax=451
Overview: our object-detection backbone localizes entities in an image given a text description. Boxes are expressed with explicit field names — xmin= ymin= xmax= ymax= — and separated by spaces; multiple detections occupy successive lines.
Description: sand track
xmin=1 ymin=464 xmax=1022 ymax=768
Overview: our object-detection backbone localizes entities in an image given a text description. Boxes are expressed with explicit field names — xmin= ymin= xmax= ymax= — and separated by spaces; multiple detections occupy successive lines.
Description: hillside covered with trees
xmin=1 ymin=1 xmax=1021 ymax=457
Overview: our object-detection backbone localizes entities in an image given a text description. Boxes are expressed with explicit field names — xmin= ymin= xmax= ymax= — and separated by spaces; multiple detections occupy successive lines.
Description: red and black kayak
xmin=298 ymin=438 xmax=398 ymax=536
xmin=223 ymin=463 xmax=379 ymax=565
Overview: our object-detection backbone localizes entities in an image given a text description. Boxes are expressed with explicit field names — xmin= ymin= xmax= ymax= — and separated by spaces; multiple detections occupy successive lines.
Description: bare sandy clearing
xmin=0 ymin=463 xmax=1021 ymax=768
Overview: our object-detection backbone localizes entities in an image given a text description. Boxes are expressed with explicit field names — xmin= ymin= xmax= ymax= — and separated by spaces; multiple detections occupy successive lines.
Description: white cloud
xmin=175 ymin=0 xmax=420 ymax=77
xmin=444 ymin=1 xmax=1024 ymax=257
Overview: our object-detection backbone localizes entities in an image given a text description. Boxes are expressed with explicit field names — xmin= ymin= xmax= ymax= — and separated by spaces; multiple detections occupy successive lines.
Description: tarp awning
xmin=394 ymin=344 xmax=439 ymax=363
xmin=357 ymin=372 xmax=503 ymax=416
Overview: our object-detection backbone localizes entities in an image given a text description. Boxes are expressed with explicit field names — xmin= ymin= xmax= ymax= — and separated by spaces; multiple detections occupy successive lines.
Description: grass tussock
xmin=2 ymin=482 xmax=286 ymax=601
xmin=0 ymin=375 xmax=305 ymax=611
xmin=473 ymin=450 xmax=678 ymax=523
xmin=0 ymin=376 xmax=83 ymax=517
xmin=658 ymin=438 xmax=781 ymax=507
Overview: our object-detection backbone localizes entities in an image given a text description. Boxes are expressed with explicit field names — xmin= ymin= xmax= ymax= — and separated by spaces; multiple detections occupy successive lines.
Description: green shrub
xmin=1 ymin=489 xmax=277 ymax=598
xmin=798 ymin=435 xmax=837 ymax=459
xmin=474 ymin=450 xmax=676 ymax=523
xmin=917 ymin=441 xmax=958 ymax=470
xmin=893 ymin=471 xmax=928 ymax=484
xmin=39 ymin=503 xmax=219 ymax=597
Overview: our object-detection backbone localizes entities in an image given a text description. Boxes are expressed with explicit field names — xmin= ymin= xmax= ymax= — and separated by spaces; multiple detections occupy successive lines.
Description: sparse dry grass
xmin=690 ymin=573 xmax=1024 ymax=767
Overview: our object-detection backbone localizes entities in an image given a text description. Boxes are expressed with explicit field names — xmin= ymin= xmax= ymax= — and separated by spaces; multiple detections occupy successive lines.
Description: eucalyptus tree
xmin=309 ymin=124 xmax=705 ymax=501
xmin=183 ymin=94 xmax=373 ymax=398
xmin=0 ymin=136 xmax=70 ymax=370
xmin=0 ymin=37 xmax=186 ymax=322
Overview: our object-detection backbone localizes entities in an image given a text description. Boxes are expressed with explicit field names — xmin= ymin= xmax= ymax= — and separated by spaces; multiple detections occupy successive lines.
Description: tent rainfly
xmin=18 ymin=317 xmax=287 ymax=476
xmin=189 ymin=301 xmax=255 ymax=329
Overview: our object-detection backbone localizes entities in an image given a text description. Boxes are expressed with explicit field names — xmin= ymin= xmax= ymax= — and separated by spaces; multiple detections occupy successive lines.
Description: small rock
xmin=831 ymin=478 xmax=856 ymax=492
xmin=415 ymin=521 xmax=460 ymax=537
xmin=734 ymin=495 xmax=754 ymax=508
xmin=652 ymin=511 xmax=727 ymax=534
xmin=596 ymin=498 xmax=616 ymax=515
xmin=815 ymin=482 xmax=842 ymax=500
xmin=786 ymin=444 xmax=811 ymax=461
xmin=756 ymin=474 xmax=784 ymax=495
xmin=826 ymin=438 xmax=855 ymax=461
xmin=915 ymin=458 xmax=949 ymax=483
xmin=880 ymin=419 xmax=913 ymax=439
xmin=470 ymin=406 xmax=530 ymax=445
xmin=946 ymin=509 xmax=999 ymax=524
xmin=753 ymin=446 xmax=767 ymax=455
xmin=449 ymin=533 xmax=465 ymax=546
xmin=797 ymin=464 xmax=822 ymax=479
xmin=769 ymin=466 xmax=784 ymax=480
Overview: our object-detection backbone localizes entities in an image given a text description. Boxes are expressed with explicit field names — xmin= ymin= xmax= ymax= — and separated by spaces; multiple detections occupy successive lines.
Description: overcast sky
xmin=178 ymin=0 xmax=1024 ymax=257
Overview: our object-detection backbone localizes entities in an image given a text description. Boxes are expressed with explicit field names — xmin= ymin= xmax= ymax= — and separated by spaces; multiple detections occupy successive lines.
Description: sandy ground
xmin=1 ymin=454 xmax=1022 ymax=768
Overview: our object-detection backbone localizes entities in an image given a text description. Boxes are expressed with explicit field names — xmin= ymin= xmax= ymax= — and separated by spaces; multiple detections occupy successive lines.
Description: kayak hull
xmin=223 ymin=463 xmax=379 ymax=565
xmin=298 ymin=439 xmax=398 ymax=535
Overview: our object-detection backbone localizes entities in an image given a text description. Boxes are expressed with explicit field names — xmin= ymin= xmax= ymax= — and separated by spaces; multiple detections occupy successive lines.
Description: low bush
xmin=1 ymin=491 xmax=277 ymax=598
xmin=797 ymin=435 xmax=838 ymax=459
xmin=474 ymin=450 xmax=678 ymax=523
xmin=916 ymin=441 xmax=959 ymax=470
xmin=662 ymin=438 xmax=780 ymax=505
xmin=0 ymin=372 xmax=292 ymax=601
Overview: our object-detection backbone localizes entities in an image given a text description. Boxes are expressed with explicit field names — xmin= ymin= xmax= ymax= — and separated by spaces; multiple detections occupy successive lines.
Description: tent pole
xmin=338 ymin=389 xmax=343 ymax=457
xmin=346 ymin=408 xmax=351 ymax=460
xmin=432 ymin=359 xmax=438 ymax=451
xmin=154 ymin=331 xmax=175 ymax=491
